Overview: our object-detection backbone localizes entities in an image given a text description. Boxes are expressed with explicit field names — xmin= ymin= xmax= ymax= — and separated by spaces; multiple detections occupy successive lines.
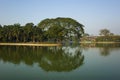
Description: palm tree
xmin=24 ymin=23 xmax=34 ymax=42
xmin=12 ymin=23 xmax=21 ymax=42
xmin=0 ymin=25 xmax=3 ymax=41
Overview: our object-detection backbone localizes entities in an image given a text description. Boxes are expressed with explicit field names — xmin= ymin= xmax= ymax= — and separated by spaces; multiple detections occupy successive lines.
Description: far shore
xmin=80 ymin=42 xmax=120 ymax=44
xmin=0 ymin=43 xmax=62 ymax=46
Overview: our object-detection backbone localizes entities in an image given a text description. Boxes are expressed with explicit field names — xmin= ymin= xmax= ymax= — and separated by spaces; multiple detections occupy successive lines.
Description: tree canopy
xmin=0 ymin=17 xmax=84 ymax=43
xmin=99 ymin=28 xmax=114 ymax=36
xmin=38 ymin=17 xmax=84 ymax=42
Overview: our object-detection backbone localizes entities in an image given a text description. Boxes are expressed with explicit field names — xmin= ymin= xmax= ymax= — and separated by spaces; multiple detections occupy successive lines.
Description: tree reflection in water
xmin=40 ymin=46 xmax=84 ymax=72
xmin=81 ymin=43 xmax=120 ymax=56
xmin=97 ymin=43 xmax=120 ymax=56
xmin=0 ymin=46 xmax=84 ymax=72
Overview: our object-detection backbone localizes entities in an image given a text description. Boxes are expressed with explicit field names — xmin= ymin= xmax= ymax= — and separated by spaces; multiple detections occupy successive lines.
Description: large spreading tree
xmin=38 ymin=17 xmax=84 ymax=42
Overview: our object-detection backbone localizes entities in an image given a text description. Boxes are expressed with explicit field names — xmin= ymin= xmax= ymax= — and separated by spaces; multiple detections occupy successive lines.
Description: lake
xmin=0 ymin=43 xmax=120 ymax=80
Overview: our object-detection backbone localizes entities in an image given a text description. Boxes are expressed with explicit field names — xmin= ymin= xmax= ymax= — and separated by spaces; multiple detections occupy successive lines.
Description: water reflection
xmin=0 ymin=46 xmax=84 ymax=72
xmin=81 ymin=43 xmax=120 ymax=56
xmin=99 ymin=47 xmax=110 ymax=56
xmin=97 ymin=43 xmax=120 ymax=56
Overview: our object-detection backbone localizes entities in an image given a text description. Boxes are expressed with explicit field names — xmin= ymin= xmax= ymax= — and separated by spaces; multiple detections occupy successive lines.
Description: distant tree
xmin=99 ymin=29 xmax=110 ymax=36
xmin=109 ymin=33 xmax=114 ymax=36
xmin=83 ymin=33 xmax=89 ymax=37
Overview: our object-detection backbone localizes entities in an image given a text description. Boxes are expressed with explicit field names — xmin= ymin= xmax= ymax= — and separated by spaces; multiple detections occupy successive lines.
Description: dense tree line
xmin=96 ymin=36 xmax=120 ymax=42
xmin=0 ymin=23 xmax=42 ymax=42
xmin=0 ymin=17 xmax=84 ymax=43
xmin=96 ymin=29 xmax=120 ymax=42
xmin=81 ymin=28 xmax=120 ymax=42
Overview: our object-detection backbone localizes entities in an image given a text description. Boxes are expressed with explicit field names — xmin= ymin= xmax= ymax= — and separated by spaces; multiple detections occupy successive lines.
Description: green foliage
xmin=38 ymin=17 xmax=84 ymax=42
xmin=0 ymin=23 xmax=43 ymax=42
xmin=0 ymin=17 xmax=84 ymax=43
xmin=96 ymin=36 xmax=120 ymax=42
xmin=0 ymin=25 xmax=3 ymax=41
xmin=99 ymin=28 xmax=113 ymax=36
xmin=83 ymin=33 xmax=89 ymax=37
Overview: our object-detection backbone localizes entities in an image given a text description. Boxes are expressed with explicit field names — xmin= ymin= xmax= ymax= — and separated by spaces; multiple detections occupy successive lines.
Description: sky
xmin=0 ymin=0 xmax=120 ymax=35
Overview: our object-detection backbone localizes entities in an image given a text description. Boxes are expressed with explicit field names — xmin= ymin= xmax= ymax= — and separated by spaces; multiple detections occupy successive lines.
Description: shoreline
xmin=0 ymin=42 xmax=120 ymax=46
xmin=0 ymin=43 xmax=62 ymax=46
xmin=80 ymin=42 xmax=120 ymax=44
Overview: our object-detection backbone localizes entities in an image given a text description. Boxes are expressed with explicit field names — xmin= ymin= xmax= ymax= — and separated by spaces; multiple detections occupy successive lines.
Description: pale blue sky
xmin=0 ymin=0 xmax=120 ymax=35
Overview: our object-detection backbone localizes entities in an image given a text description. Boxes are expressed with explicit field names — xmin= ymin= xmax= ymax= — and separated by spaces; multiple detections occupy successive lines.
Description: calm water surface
xmin=0 ymin=44 xmax=120 ymax=80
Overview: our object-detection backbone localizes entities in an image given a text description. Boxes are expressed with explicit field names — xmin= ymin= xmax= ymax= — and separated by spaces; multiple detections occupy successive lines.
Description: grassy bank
xmin=0 ymin=43 xmax=62 ymax=46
